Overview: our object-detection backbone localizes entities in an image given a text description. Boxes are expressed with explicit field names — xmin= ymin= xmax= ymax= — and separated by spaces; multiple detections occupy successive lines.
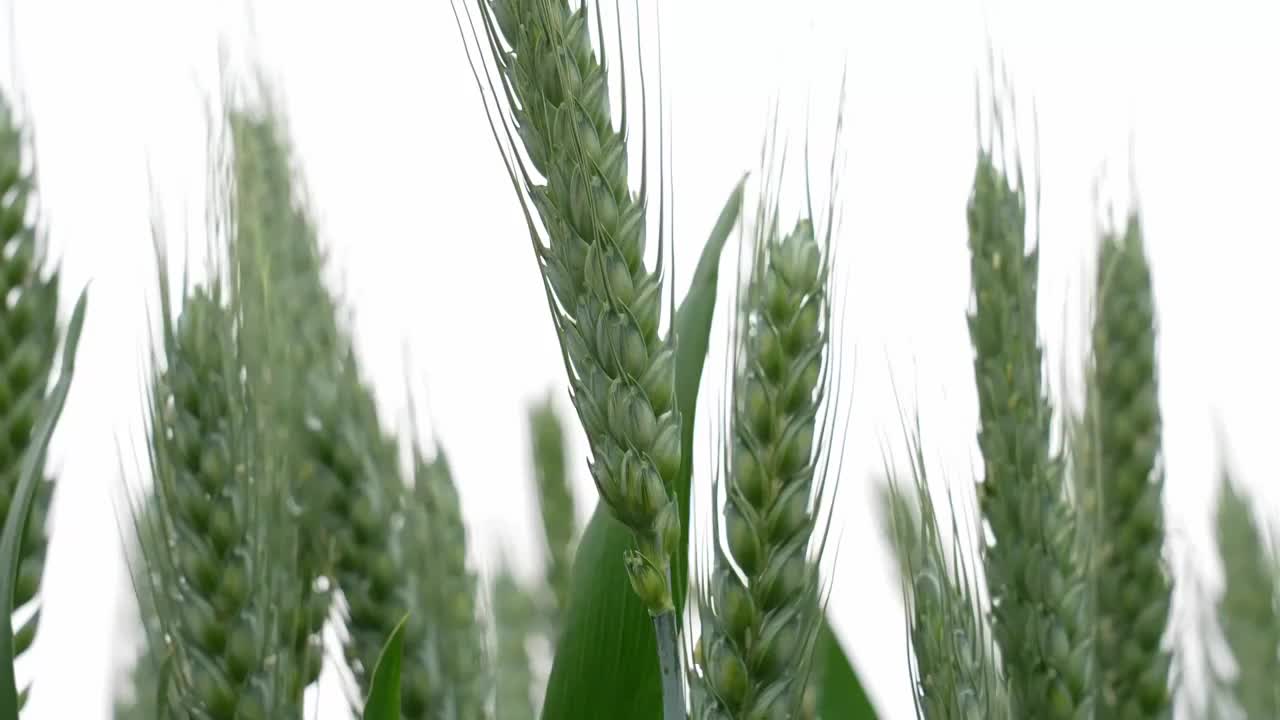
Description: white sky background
xmin=1 ymin=0 xmax=1278 ymax=718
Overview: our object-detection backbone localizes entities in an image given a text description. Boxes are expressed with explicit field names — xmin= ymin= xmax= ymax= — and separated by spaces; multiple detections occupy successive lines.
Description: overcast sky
xmin=2 ymin=1 xmax=1278 ymax=718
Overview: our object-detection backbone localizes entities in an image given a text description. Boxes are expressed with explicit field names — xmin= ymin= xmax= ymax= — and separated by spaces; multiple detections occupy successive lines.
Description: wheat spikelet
xmin=1212 ymin=469 xmax=1280 ymax=718
xmin=966 ymin=141 xmax=1091 ymax=716
xmin=0 ymin=91 xmax=61 ymax=706
xmin=1089 ymin=211 xmax=1171 ymax=718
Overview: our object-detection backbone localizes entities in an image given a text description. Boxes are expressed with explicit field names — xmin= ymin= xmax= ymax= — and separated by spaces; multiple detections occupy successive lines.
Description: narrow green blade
xmin=361 ymin=615 xmax=408 ymax=720
xmin=540 ymin=181 xmax=743 ymax=720
xmin=817 ymin=621 xmax=878 ymax=720
xmin=0 ymin=290 xmax=87 ymax=720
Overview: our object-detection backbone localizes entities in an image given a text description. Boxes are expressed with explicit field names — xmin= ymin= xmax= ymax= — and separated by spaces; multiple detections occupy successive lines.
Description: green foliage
xmin=815 ymin=623 xmax=877 ymax=720
xmin=363 ymin=616 xmax=408 ymax=720
xmin=1089 ymin=212 xmax=1171 ymax=718
xmin=0 ymin=291 xmax=83 ymax=720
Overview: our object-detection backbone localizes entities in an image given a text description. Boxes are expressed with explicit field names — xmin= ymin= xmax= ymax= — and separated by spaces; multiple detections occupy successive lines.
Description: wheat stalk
xmin=1212 ymin=469 xmax=1278 ymax=718
xmin=966 ymin=130 xmax=1091 ymax=715
xmin=1088 ymin=211 xmax=1172 ymax=718
xmin=0 ymin=91 xmax=61 ymax=709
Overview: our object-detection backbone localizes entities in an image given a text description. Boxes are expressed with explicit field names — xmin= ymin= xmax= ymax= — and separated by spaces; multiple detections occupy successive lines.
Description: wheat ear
xmin=400 ymin=445 xmax=489 ymax=720
xmin=1088 ymin=211 xmax=1172 ymax=717
xmin=226 ymin=104 xmax=344 ymax=694
xmin=0 ymin=91 xmax=61 ymax=707
xmin=692 ymin=140 xmax=841 ymax=717
xmin=966 ymin=134 xmax=1091 ymax=715
xmin=493 ymin=563 xmax=538 ymax=720
xmin=882 ymin=432 xmax=1011 ymax=720
xmin=529 ymin=393 xmax=577 ymax=622
xmin=1212 ymin=469 xmax=1280 ymax=718
xmin=137 ymin=286 xmax=306 ymax=719
xmin=464 ymin=0 xmax=685 ymax=625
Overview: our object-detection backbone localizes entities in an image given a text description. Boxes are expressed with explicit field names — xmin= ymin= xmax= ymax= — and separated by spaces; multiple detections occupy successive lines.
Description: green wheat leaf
xmin=816 ymin=623 xmax=877 ymax=720
xmin=362 ymin=615 xmax=409 ymax=720
xmin=0 ymin=289 xmax=86 ymax=720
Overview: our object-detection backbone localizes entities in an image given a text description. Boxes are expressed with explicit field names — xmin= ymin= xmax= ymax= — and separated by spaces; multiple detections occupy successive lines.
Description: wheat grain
xmin=966 ymin=144 xmax=1091 ymax=717
xmin=1089 ymin=212 xmax=1171 ymax=718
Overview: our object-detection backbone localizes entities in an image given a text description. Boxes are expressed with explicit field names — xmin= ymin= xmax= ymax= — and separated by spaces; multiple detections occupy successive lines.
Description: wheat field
xmin=0 ymin=0 xmax=1276 ymax=718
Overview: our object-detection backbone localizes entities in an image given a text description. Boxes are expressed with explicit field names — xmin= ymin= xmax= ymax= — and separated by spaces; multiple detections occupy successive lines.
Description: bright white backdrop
xmin=1 ymin=1 xmax=1277 ymax=718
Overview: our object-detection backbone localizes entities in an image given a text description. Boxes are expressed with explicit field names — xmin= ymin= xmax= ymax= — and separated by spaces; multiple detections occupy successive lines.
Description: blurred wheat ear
xmin=880 ymin=423 xmax=1011 ymax=720
xmin=1087 ymin=211 xmax=1172 ymax=719
xmin=1211 ymin=468 xmax=1280 ymax=718
xmin=0 ymin=88 xmax=65 ymax=713
xmin=132 ymin=278 xmax=308 ymax=719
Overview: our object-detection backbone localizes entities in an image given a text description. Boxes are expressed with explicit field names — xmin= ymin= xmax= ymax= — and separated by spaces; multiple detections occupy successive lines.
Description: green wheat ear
xmin=0 ymin=91 xmax=62 ymax=707
xmin=226 ymin=101 xmax=343 ymax=695
xmin=690 ymin=118 xmax=845 ymax=717
xmin=1212 ymin=468 xmax=1279 ymax=718
xmin=1088 ymin=211 xmax=1172 ymax=718
xmin=528 ymin=393 xmax=578 ymax=624
xmin=492 ymin=561 xmax=538 ymax=720
xmin=400 ymin=443 xmax=488 ymax=720
xmin=881 ymin=425 xmax=1011 ymax=720
xmin=965 ymin=105 xmax=1091 ymax=716
xmin=136 ymin=283 xmax=306 ymax=719
xmin=469 ymin=0 xmax=684 ymax=621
